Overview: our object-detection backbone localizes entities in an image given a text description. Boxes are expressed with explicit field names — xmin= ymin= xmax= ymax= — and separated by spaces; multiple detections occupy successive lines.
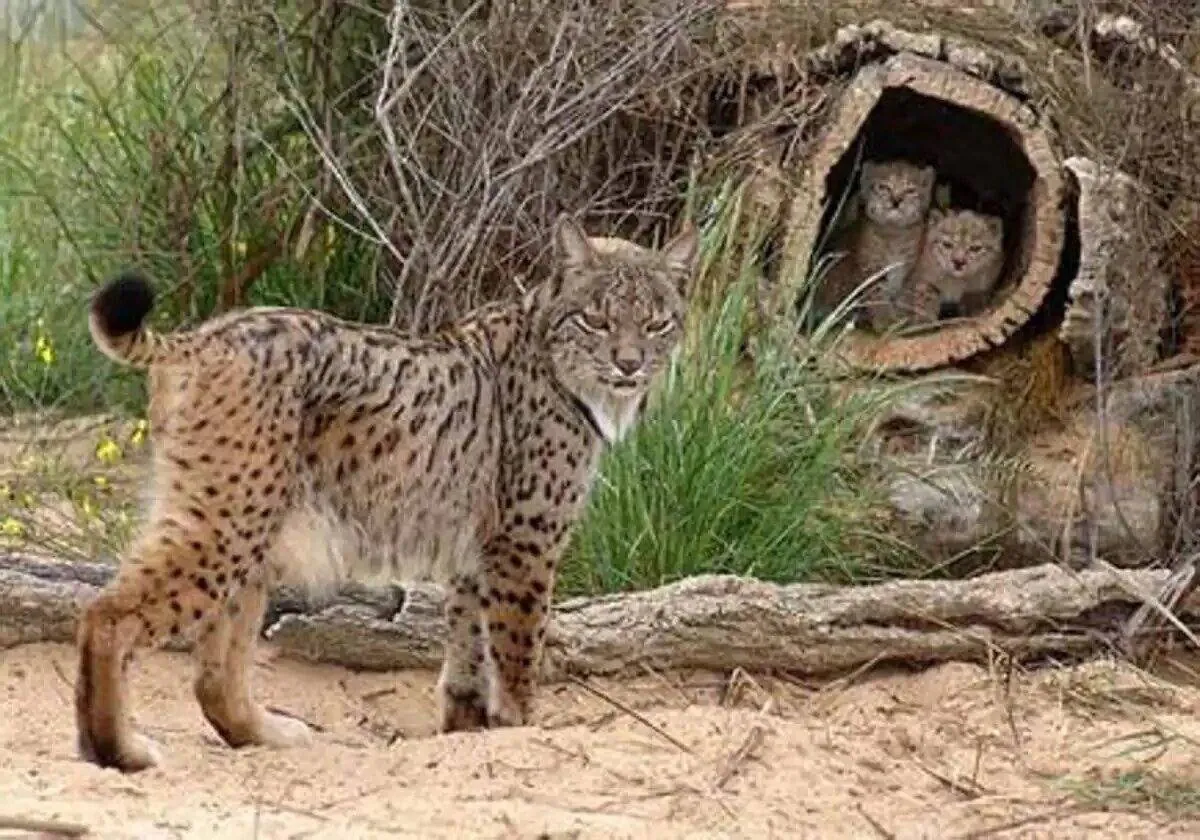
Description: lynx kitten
xmin=74 ymin=216 xmax=697 ymax=773
xmin=815 ymin=159 xmax=936 ymax=327
xmin=901 ymin=208 xmax=1005 ymax=322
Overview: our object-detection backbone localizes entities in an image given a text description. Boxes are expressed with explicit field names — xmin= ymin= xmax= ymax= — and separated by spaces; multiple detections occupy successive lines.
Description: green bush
xmin=0 ymin=7 xmax=387 ymax=414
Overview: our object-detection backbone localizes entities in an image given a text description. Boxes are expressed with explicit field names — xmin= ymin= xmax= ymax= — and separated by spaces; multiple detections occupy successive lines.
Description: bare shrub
xmin=254 ymin=0 xmax=724 ymax=331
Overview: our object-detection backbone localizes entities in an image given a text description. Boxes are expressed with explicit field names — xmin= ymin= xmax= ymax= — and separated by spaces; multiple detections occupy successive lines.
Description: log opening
xmin=818 ymin=86 xmax=1035 ymax=307
xmin=783 ymin=52 xmax=1067 ymax=372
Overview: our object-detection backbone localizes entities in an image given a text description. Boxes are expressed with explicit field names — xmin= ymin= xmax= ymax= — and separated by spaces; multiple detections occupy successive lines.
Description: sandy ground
xmin=2 ymin=644 xmax=1200 ymax=839
xmin=4 ymin=416 xmax=1200 ymax=838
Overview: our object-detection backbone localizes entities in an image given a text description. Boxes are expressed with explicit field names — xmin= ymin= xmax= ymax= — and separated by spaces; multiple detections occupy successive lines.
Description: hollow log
xmin=2 ymin=551 xmax=1197 ymax=679
xmin=778 ymin=50 xmax=1066 ymax=373
xmin=731 ymin=11 xmax=1197 ymax=376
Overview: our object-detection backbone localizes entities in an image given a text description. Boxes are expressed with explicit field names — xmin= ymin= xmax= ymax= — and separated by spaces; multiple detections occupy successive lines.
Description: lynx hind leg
xmin=76 ymin=524 xmax=242 ymax=772
xmin=437 ymin=571 xmax=492 ymax=733
xmin=193 ymin=575 xmax=312 ymax=751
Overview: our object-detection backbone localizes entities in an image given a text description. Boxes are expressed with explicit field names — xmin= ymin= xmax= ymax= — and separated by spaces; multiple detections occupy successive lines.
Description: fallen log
xmin=1 ymin=551 xmax=1196 ymax=679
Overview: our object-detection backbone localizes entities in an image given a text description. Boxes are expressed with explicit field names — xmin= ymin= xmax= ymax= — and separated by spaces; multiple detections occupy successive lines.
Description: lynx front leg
xmin=481 ymin=541 xmax=556 ymax=728
xmin=436 ymin=571 xmax=491 ymax=733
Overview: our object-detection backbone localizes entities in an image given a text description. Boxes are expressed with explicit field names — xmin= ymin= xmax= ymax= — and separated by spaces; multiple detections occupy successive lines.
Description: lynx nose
xmin=612 ymin=348 xmax=643 ymax=377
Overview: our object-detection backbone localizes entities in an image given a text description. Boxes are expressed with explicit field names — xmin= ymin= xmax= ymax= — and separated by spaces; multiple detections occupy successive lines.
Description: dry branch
xmin=2 ymin=552 xmax=1197 ymax=679
xmin=0 ymin=813 xmax=90 ymax=838
xmin=287 ymin=0 xmax=722 ymax=332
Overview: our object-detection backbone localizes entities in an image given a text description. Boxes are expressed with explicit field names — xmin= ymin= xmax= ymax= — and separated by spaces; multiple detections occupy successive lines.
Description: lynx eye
xmin=573 ymin=311 xmax=609 ymax=334
xmin=644 ymin=317 xmax=674 ymax=337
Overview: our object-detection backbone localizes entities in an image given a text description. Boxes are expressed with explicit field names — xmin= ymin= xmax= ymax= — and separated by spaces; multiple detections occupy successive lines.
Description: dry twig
xmin=713 ymin=722 xmax=767 ymax=789
xmin=566 ymin=675 xmax=693 ymax=753
xmin=0 ymin=814 xmax=90 ymax=837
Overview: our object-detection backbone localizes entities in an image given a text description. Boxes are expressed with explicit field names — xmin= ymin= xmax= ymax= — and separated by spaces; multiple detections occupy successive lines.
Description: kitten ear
xmin=927 ymin=207 xmax=946 ymax=226
xmin=919 ymin=165 xmax=937 ymax=190
xmin=933 ymin=182 xmax=952 ymax=209
xmin=860 ymin=160 xmax=878 ymax=181
xmin=986 ymin=216 xmax=1004 ymax=238
xmin=555 ymin=214 xmax=596 ymax=270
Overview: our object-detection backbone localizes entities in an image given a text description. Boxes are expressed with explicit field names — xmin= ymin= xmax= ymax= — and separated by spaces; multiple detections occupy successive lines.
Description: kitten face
xmin=926 ymin=209 xmax=1004 ymax=280
xmin=860 ymin=160 xmax=936 ymax=227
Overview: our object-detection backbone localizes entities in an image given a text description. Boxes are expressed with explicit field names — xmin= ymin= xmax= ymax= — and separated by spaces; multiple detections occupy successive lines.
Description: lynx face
xmin=544 ymin=221 xmax=695 ymax=436
xmin=860 ymin=160 xmax=937 ymax=227
xmin=926 ymin=208 xmax=1005 ymax=283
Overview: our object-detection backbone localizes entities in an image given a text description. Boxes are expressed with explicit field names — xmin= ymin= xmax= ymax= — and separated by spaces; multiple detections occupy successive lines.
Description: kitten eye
xmin=644 ymin=318 xmax=675 ymax=337
xmin=573 ymin=311 xmax=608 ymax=333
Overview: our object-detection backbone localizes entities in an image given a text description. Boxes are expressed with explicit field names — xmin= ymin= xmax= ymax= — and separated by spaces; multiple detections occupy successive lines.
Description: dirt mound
xmin=3 ymin=644 xmax=1200 ymax=839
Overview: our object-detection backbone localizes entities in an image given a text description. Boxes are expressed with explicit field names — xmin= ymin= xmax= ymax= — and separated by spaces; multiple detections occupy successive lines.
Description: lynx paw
xmin=438 ymin=686 xmax=489 ymax=733
xmin=79 ymin=729 xmax=163 ymax=773
xmin=254 ymin=709 xmax=314 ymax=748
xmin=487 ymin=686 xmax=530 ymax=729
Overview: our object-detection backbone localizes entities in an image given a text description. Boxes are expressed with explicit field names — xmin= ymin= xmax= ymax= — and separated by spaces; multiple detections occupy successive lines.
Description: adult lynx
xmin=75 ymin=216 xmax=698 ymax=772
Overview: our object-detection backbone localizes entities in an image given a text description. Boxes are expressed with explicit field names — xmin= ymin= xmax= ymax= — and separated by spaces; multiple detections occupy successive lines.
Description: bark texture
xmin=2 ymin=552 xmax=1195 ymax=679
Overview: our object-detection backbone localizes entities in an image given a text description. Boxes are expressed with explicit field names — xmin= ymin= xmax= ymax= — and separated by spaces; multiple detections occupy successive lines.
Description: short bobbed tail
xmin=89 ymin=270 xmax=158 ymax=368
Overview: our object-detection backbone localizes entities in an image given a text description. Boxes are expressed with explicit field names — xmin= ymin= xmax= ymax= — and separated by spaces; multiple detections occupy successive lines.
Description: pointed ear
xmin=555 ymin=214 xmax=596 ymax=270
xmin=919 ymin=165 xmax=937 ymax=190
xmin=927 ymin=207 xmax=947 ymax=226
xmin=662 ymin=221 xmax=698 ymax=272
xmin=986 ymin=216 xmax=1004 ymax=238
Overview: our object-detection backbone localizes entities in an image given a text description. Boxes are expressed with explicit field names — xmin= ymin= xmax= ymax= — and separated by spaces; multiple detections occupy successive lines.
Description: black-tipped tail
xmin=92 ymin=270 xmax=155 ymax=338
xmin=89 ymin=270 xmax=158 ymax=367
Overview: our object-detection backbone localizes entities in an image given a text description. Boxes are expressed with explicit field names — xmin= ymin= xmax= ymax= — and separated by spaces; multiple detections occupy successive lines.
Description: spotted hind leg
xmin=192 ymin=575 xmax=312 ymax=751
xmin=76 ymin=525 xmax=239 ymax=772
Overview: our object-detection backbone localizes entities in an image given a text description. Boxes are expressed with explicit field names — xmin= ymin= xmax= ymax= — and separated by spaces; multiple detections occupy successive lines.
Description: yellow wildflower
xmin=1 ymin=518 xmax=25 ymax=537
xmin=130 ymin=418 xmax=149 ymax=447
xmin=95 ymin=436 xmax=122 ymax=463
xmin=93 ymin=475 xmax=109 ymax=489
xmin=235 ymin=240 xmax=248 ymax=258
xmin=35 ymin=333 xmax=55 ymax=365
